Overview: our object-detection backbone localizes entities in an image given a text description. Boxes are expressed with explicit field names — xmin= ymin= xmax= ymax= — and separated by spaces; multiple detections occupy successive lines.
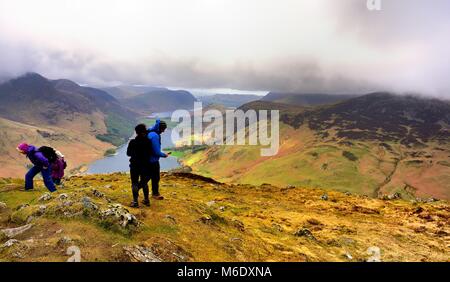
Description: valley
xmin=174 ymin=93 xmax=450 ymax=201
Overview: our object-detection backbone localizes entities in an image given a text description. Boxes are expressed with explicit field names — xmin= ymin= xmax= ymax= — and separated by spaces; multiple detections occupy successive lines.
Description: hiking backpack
xmin=38 ymin=146 xmax=58 ymax=164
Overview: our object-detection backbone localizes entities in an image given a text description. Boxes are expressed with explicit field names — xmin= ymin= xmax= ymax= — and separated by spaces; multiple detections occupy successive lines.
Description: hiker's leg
xmin=130 ymin=166 xmax=140 ymax=203
xmin=53 ymin=178 xmax=61 ymax=185
xmin=41 ymin=167 xmax=57 ymax=192
xmin=25 ymin=166 xmax=40 ymax=190
xmin=151 ymin=162 xmax=161 ymax=196
xmin=140 ymin=169 xmax=151 ymax=201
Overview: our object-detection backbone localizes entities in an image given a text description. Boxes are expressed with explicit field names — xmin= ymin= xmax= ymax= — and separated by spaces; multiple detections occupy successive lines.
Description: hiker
xmin=127 ymin=124 xmax=153 ymax=207
xmin=16 ymin=143 xmax=57 ymax=192
xmin=147 ymin=119 xmax=170 ymax=200
xmin=51 ymin=150 xmax=67 ymax=185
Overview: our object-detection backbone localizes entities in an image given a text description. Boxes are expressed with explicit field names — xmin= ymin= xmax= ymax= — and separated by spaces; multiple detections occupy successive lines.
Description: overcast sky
xmin=0 ymin=0 xmax=449 ymax=97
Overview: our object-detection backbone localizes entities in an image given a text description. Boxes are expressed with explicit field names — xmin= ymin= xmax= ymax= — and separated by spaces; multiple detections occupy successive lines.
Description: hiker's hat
xmin=17 ymin=143 xmax=29 ymax=153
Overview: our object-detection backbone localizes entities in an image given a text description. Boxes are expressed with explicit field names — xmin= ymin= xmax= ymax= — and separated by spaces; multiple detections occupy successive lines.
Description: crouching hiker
xmin=127 ymin=124 xmax=152 ymax=208
xmin=52 ymin=150 xmax=67 ymax=185
xmin=16 ymin=143 xmax=57 ymax=193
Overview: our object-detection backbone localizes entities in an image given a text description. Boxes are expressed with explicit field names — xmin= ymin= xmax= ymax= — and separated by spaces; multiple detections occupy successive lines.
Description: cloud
xmin=0 ymin=0 xmax=449 ymax=97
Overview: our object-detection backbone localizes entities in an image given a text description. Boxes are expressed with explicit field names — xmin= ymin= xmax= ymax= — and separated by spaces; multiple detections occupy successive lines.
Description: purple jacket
xmin=51 ymin=157 xmax=66 ymax=179
xmin=26 ymin=145 xmax=50 ymax=168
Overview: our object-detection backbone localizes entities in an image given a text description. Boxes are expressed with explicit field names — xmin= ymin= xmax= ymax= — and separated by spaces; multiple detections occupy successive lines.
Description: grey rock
xmin=343 ymin=252 xmax=353 ymax=260
xmin=1 ymin=224 xmax=33 ymax=238
xmin=0 ymin=202 xmax=7 ymax=210
xmin=58 ymin=193 xmax=69 ymax=200
xmin=39 ymin=193 xmax=52 ymax=202
xmin=81 ymin=197 xmax=98 ymax=210
xmin=63 ymin=201 xmax=73 ymax=207
xmin=320 ymin=194 xmax=329 ymax=201
xmin=293 ymin=228 xmax=316 ymax=241
xmin=123 ymin=245 xmax=162 ymax=262
xmin=92 ymin=189 xmax=104 ymax=198
xmin=57 ymin=236 xmax=73 ymax=246
xmin=206 ymin=201 xmax=216 ymax=207
xmin=100 ymin=204 xmax=139 ymax=228
xmin=38 ymin=205 xmax=47 ymax=214
xmin=1 ymin=239 xmax=20 ymax=248
xmin=17 ymin=204 xmax=30 ymax=211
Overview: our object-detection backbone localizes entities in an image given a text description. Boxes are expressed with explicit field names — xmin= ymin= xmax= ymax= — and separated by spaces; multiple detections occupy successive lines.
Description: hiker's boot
xmin=142 ymin=199 xmax=150 ymax=206
xmin=152 ymin=194 xmax=164 ymax=200
xmin=130 ymin=201 xmax=139 ymax=208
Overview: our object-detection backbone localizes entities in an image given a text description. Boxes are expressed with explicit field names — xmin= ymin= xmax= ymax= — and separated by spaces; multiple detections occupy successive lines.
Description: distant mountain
xmin=0 ymin=73 xmax=138 ymax=177
xmin=198 ymin=94 xmax=261 ymax=108
xmin=120 ymin=89 xmax=197 ymax=114
xmin=102 ymin=85 xmax=168 ymax=100
xmin=261 ymin=92 xmax=358 ymax=106
xmin=179 ymin=92 xmax=450 ymax=200
xmin=282 ymin=92 xmax=450 ymax=146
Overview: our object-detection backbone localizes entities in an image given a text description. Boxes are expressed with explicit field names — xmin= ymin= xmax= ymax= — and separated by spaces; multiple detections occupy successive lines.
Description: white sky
xmin=0 ymin=0 xmax=449 ymax=97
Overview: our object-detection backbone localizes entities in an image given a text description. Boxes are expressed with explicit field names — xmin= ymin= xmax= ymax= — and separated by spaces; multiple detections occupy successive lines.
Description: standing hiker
xmin=16 ymin=143 xmax=57 ymax=192
xmin=51 ymin=150 xmax=67 ymax=185
xmin=127 ymin=124 xmax=153 ymax=207
xmin=147 ymin=119 xmax=170 ymax=200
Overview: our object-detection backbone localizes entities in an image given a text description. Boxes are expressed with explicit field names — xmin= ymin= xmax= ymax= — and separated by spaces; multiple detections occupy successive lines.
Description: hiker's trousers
xmin=148 ymin=162 xmax=161 ymax=196
xmin=130 ymin=165 xmax=151 ymax=201
xmin=25 ymin=165 xmax=57 ymax=192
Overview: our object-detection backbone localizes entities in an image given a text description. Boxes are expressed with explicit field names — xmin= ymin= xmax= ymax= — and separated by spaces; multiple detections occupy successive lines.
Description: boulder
xmin=81 ymin=197 xmax=98 ymax=210
xmin=100 ymin=204 xmax=139 ymax=228
xmin=122 ymin=245 xmax=162 ymax=262
xmin=39 ymin=193 xmax=52 ymax=202
xmin=293 ymin=228 xmax=316 ymax=241
xmin=1 ymin=224 xmax=33 ymax=238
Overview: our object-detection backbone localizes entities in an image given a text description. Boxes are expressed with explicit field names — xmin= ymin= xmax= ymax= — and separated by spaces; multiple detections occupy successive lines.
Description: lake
xmin=87 ymin=128 xmax=181 ymax=174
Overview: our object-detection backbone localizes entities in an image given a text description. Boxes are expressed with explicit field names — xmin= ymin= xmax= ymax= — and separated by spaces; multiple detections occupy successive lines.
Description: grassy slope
xmin=180 ymin=124 xmax=450 ymax=200
xmin=96 ymin=112 xmax=136 ymax=146
xmin=0 ymin=116 xmax=112 ymax=178
xmin=0 ymin=173 xmax=448 ymax=262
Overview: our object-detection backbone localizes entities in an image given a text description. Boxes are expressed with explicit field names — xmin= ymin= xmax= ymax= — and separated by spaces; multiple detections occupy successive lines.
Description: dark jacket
xmin=127 ymin=135 xmax=152 ymax=168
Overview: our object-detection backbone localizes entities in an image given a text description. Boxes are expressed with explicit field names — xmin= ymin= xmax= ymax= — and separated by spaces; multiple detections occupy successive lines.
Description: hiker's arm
xmin=126 ymin=140 xmax=134 ymax=157
xmin=150 ymin=135 xmax=167 ymax=158
xmin=36 ymin=152 xmax=50 ymax=168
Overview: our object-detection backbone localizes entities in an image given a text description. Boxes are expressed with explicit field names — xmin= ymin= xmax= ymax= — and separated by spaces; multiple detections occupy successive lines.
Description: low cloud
xmin=0 ymin=0 xmax=449 ymax=97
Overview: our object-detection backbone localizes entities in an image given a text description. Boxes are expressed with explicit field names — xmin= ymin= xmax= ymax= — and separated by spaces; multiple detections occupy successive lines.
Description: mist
xmin=0 ymin=0 xmax=449 ymax=97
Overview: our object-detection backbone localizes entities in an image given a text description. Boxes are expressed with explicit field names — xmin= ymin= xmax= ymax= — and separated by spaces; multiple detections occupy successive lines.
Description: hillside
xmin=0 ymin=73 xmax=138 ymax=177
xmin=262 ymin=92 xmax=358 ymax=106
xmin=102 ymin=85 xmax=168 ymax=100
xmin=178 ymin=93 xmax=450 ymax=200
xmin=120 ymin=89 xmax=197 ymax=114
xmin=0 ymin=173 xmax=448 ymax=262
xmin=198 ymin=94 xmax=262 ymax=108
